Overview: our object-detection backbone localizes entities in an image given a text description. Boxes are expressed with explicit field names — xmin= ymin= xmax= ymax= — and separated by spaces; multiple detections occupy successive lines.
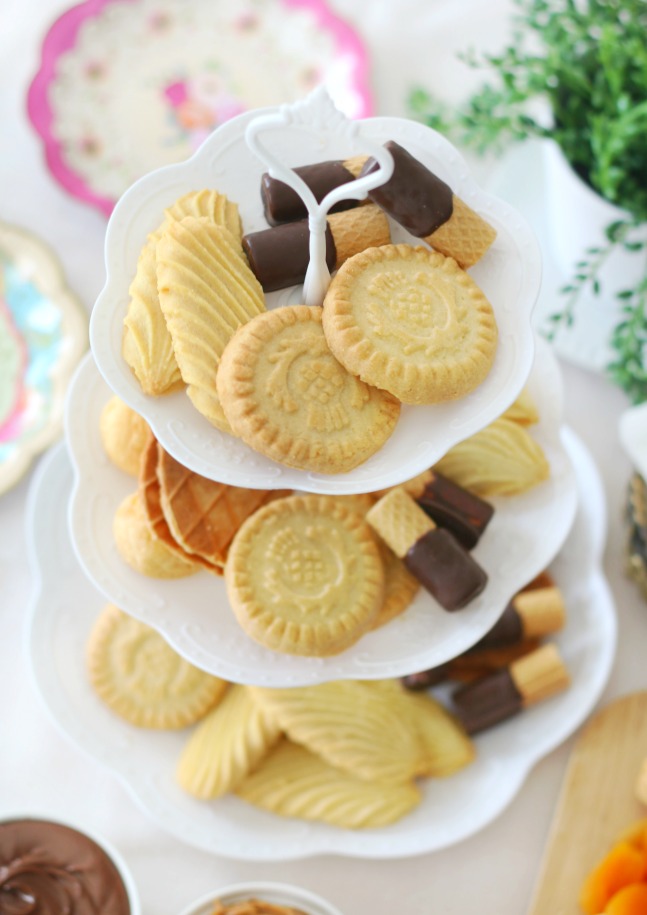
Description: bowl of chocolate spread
xmin=179 ymin=881 xmax=344 ymax=915
xmin=0 ymin=817 xmax=140 ymax=914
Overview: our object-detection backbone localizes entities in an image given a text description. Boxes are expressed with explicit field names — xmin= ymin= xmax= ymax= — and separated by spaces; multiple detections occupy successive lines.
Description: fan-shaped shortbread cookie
xmin=248 ymin=680 xmax=424 ymax=784
xmin=87 ymin=605 xmax=227 ymax=728
xmin=434 ymin=416 xmax=550 ymax=497
xmin=123 ymin=190 xmax=242 ymax=396
xmin=138 ymin=436 xmax=222 ymax=574
xmin=176 ymin=685 xmax=281 ymax=799
xmin=402 ymin=691 xmax=475 ymax=777
xmin=503 ymin=387 xmax=540 ymax=426
xmin=156 ymin=446 xmax=278 ymax=568
xmin=322 ymin=245 xmax=498 ymax=405
xmin=216 ymin=305 xmax=400 ymax=473
xmin=236 ymin=740 xmax=421 ymax=829
xmin=99 ymin=396 xmax=151 ymax=477
xmin=113 ymin=491 xmax=200 ymax=578
xmin=157 ymin=217 xmax=265 ymax=431
xmin=226 ymin=495 xmax=385 ymax=657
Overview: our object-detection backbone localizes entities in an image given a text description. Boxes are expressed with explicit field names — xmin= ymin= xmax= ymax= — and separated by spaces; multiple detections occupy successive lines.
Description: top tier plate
xmin=90 ymin=95 xmax=541 ymax=495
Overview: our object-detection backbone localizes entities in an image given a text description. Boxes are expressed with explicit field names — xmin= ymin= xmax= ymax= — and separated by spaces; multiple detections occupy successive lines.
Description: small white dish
xmin=26 ymin=432 xmax=616 ymax=859
xmin=65 ymin=338 xmax=577 ymax=686
xmin=89 ymin=93 xmax=541 ymax=495
xmin=178 ymin=882 xmax=344 ymax=915
xmin=0 ymin=812 xmax=141 ymax=914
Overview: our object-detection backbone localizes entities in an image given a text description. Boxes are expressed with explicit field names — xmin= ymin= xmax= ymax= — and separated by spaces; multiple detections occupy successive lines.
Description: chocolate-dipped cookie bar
xmin=260 ymin=155 xmax=368 ymax=224
xmin=451 ymin=643 xmax=570 ymax=735
xmin=360 ymin=140 xmax=497 ymax=268
xmin=243 ymin=204 xmax=390 ymax=292
xmin=366 ymin=488 xmax=487 ymax=611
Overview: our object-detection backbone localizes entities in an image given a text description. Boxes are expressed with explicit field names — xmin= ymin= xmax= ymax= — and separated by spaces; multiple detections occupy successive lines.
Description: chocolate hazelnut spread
xmin=0 ymin=819 xmax=131 ymax=915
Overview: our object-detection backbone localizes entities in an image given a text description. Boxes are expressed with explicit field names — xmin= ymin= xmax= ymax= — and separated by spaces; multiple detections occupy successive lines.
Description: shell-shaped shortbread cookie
xmin=403 ymin=691 xmax=475 ymax=777
xmin=236 ymin=740 xmax=421 ymax=829
xmin=322 ymin=244 xmax=498 ymax=405
xmin=113 ymin=491 xmax=200 ymax=578
xmin=157 ymin=217 xmax=265 ymax=432
xmin=99 ymin=396 xmax=151 ymax=477
xmin=226 ymin=495 xmax=385 ymax=657
xmin=249 ymin=680 xmax=424 ymax=784
xmin=434 ymin=416 xmax=550 ymax=497
xmin=87 ymin=605 xmax=227 ymax=728
xmin=176 ymin=685 xmax=281 ymax=799
xmin=216 ymin=305 xmax=400 ymax=473
xmin=502 ymin=387 xmax=540 ymax=426
xmin=122 ymin=190 xmax=242 ymax=397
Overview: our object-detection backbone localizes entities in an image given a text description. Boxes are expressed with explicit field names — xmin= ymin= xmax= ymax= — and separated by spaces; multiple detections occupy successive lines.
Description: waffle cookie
xmin=225 ymin=494 xmax=384 ymax=656
xmin=323 ymin=244 xmax=498 ymax=405
xmin=217 ymin=305 xmax=400 ymax=474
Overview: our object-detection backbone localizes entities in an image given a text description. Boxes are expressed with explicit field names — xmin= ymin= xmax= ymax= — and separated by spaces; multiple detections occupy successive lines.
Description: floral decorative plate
xmin=27 ymin=0 xmax=372 ymax=216
xmin=27 ymin=432 xmax=616 ymax=859
xmin=65 ymin=338 xmax=577 ymax=686
xmin=0 ymin=222 xmax=86 ymax=497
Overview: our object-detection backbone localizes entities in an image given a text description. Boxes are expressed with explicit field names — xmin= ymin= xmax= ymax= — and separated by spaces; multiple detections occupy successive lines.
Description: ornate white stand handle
xmin=245 ymin=87 xmax=394 ymax=307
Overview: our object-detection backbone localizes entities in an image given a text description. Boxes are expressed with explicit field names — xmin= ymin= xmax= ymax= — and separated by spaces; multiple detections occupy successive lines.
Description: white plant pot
xmin=543 ymin=139 xmax=647 ymax=296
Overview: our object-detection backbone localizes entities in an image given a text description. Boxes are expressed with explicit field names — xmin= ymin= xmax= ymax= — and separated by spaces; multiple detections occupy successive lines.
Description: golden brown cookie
xmin=176 ymin=685 xmax=281 ymax=799
xmin=156 ymin=446 xmax=279 ymax=568
xmin=138 ymin=437 xmax=222 ymax=574
xmin=122 ymin=189 xmax=242 ymax=397
xmin=216 ymin=305 xmax=400 ymax=474
xmin=113 ymin=491 xmax=200 ymax=578
xmin=434 ymin=416 xmax=550 ymax=496
xmin=370 ymin=541 xmax=419 ymax=630
xmin=87 ymin=604 xmax=227 ymax=728
xmin=225 ymin=495 xmax=384 ymax=656
xmin=249 ymin=680 xmax=424 ymax=784
xmin=156 ymin=216 xmax=265 ymax=432
xmin=99 ymin=396 xmax=151 ymax=476
xmin=236 ymin=740 xmax=421 ymax=829
xmin=322 ymin=244 xmax=498 ymax=404
xmin=503 ymin=388 xmax=540 ymax=426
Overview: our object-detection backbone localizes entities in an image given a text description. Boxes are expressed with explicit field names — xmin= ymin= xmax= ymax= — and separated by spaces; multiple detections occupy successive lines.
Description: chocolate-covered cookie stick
xmin=361 ymin=140 xmax=497 ymax=268
xmin=468 ymin=586 xmax=566 ymax=652
xmin=452 ymin=643 xmax=570 ymax=734
xmin=366 ymin=488 xmax=487 ymax=611
xmin=416 ymin=471 xmax=494 ymax=549
xmin=261 ymin=156 xmax=368 ymax=225
xmin=243 ymin=204 xmax=390 ymax=292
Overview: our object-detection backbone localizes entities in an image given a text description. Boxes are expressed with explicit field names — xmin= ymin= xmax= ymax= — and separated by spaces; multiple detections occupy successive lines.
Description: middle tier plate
xmin=66 ymin=337 xmax=577 ymax=686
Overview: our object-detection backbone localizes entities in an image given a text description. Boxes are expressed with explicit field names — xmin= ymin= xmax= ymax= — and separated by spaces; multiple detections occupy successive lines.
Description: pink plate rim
xmin=26 ymin=0 xmax=373 ymax=218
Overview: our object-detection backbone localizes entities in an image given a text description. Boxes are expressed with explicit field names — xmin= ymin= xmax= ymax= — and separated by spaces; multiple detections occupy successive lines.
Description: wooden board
xmin=527 ymin=692 xmax=647 ymax=915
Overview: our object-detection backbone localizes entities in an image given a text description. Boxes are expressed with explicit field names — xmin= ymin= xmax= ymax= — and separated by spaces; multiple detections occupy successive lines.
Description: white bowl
xmin=0 ymin=813 xmax=141 ymax=915
xmin=178 ymin=882 xmax=344 ymax=915
xmin=65 ymin=337 xmax=577 ymax=685
xmin=26 ymin=433 xmax=616 ymax=859
xmin=89 ymin=94 xmax=541 ymax=495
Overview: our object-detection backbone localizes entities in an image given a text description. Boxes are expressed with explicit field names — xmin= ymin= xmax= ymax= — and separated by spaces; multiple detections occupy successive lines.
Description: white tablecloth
xmin=2 ymin=2 xmax=647 ymax=913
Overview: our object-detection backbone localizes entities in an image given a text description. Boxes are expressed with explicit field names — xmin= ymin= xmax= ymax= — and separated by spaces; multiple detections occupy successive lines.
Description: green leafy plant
xmin=409 ymin=0 xmax=647 ymax=401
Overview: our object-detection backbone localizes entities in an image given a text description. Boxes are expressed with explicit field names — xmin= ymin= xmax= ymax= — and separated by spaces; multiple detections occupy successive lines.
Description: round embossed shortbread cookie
xmin=322 ymin=244 xmax=498 ymax=405
xmin=87 ymin=604 xmax=227 ymax=728
xmin=225 ymin=494 xmax=385 ymax=656
xmin=216 ymin=305 xmax=400 ymax=474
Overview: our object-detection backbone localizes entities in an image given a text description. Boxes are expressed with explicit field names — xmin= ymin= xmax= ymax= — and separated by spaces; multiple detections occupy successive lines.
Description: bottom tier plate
xmin=26 ymin=432 xmax=616 ymax=860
